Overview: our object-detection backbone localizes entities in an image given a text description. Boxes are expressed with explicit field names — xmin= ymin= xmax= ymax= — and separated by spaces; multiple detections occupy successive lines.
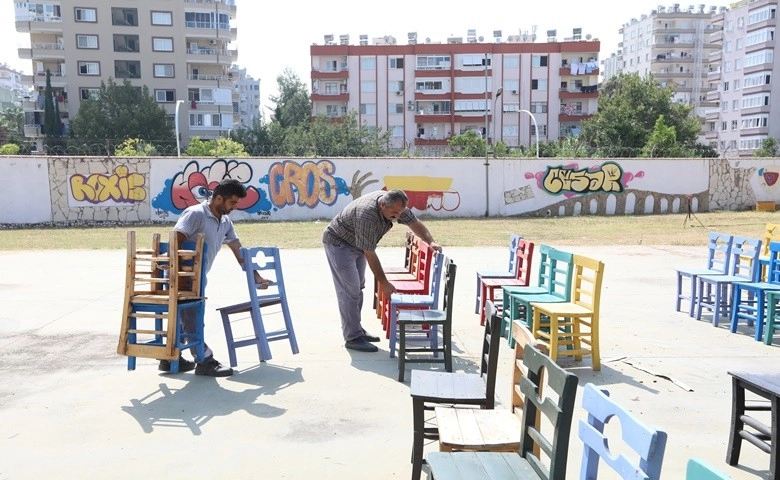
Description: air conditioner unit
xmin=396 ymin=91 xmax=403 ymax=96
xmin=512 ymin=89 xmax=518 ymax=95
xmin=208 ymin=39 xmax=217 ymax=45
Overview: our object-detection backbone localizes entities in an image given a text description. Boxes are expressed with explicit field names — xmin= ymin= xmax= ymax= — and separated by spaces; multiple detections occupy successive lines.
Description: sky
xmin=0 ymin=0 xmax=727 ymax=117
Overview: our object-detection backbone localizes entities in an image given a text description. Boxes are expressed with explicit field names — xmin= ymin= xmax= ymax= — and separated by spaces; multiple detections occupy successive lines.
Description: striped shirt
xmin=322 ymin=191 xmax=417 ymax=251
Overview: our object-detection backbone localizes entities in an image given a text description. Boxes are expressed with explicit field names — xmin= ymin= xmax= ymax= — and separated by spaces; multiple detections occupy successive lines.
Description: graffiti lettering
xmin=70 ymin=165 xmax=146 ymax=204
xmin=542 ymin=162 xmax=624 ymax=195
xmin=268 ymin=160 xmax=340 ymax=208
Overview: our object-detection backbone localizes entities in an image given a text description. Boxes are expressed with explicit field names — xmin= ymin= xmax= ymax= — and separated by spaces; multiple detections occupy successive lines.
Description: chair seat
xmin=732 ymin=280 xmax=780 ymax=291
xmin=503 ymin=285 xmax=548 ymax=296
xmin=481 ymin=278 xmax=527 ymax=288
xmin=435 ymin=407 xmax=521 ymax=452
xmin=511 ymin=292 xmax=565 ymax=304
xmin=398 ymin=309 xmax=446 ymax=323
xmin=392 ymin=279 xmax=426 ymax=290
xmin=391 ymin=293 xmax=435 ymax=304
xmin=531 ymin=301 xmax=590 ymax=316
xmin=698 ymin=273 xmax=751 ymax=284
xmin=410 ymin=370 xmax=487 ymax=403
xmin=426 ymin=451 xmax=540 ymax=479
xmin=477 ymin=270 xmax=514 ymax=278
xmin=677 ymin=267 xmax=728 ymax=276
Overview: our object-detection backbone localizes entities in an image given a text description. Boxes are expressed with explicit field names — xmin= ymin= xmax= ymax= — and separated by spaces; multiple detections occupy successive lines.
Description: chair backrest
xmin=157 ymin=231 xmax=207 ymax=300
xmin=705 ymin=231 xmax=734 ymax=274
xmin=514 ymin=239 xmax=535 ymax=285
xmin=685 ymin=458 xmax=730 ymax=480
xmin=511 ymin=320 xmax=548 ymax=415
xmin=481 ymin=300 xmax=503 ymax=409
xmin=578 ymin=384 xmax=668 ymax=480
xmin=402 ymin=231 xmax=417 ymax=271
xmin=761 ymin=223 xmax=780 ymax=258
xmin=767 ymin=241 xmax=780 ymax=284
xmin=240 ymin=246 xmax=288 ymax=305
xmin=570 ymin=255 xmax=605 ymax=315
xmin=535 ymin=244 xmax=553 ymax=288
xmin=519 ymin=343 xmax=579 ymax=480
xmin=440 ymin=258 xmax=457 ymax=321
xmin=505 ymin=233 xmax=523 ymax=275
xmin=547 ymin=248 xmax=575 ymax=300
xmin=414 ymin=240 xmax=433 ymax=289
xmin=427 ymin=252 xmax=447 ymax=309
xmin=727 ymin=236 xmax=762 ymax=281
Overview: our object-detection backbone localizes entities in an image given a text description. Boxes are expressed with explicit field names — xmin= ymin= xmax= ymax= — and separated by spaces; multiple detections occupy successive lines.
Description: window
xmin=503 ymin=55 xmax=519 ymax=69
xmin=360 ymin=57 xmax=376 ymax=70
xmin=79 ymin=87 xmax=100 ymax=100
xmin=113 ymin=34 xmax=140 ymax=53
xmin=531 ymin=55 xmax=548 ymax=67
xmin=76 ymin=34 xmax=98 ymax=49
xmin=721 ymin=121 xmax=727 ymax=131
xmin=531 ymin=124 xmax=548 ymax=136
xmin=111 ymin=7 xmax=137 ymax=26
xmin=388 ymin=80 xmax=404 ymax=93
xmin=389 ymin=103 xmax=404 ymax=114
xmin=731 ymin=120 xmax=739 ymax=130
xmin=531 ymin=79 xmax=547 ymax=91
xmin=77 ymin=61 xmax=99 ymax=75
xmin=390 ymin=126 xmax=404 ymax=137
xmin=152 ymin=37 xmax=174 ymax=52
xmin=360 ymin=81 xmax=376 ymax=93
xmin=25 ymin=3 xmax=62 ymax=20
xmin=462 ymin=55 xmax=486 ymax=67
xmin=74 ymin=7 xmax=96 ymax=22
xmin=153 ymin=64 xmax=175 ymax=78
xmin=151 ymin=11 xmax=172 ymax=26
xmin=723 ymin=81 xmax=729 ymax=91
xmin=416 ymin=55 xmax=452 ymax=70
xmin=530 ymin=102 xmax=548 ymax=113
xmin=733 ymin=99 xmax=739 ymax=110
xmin=114 ymin=60 xmax=141 ymax=79
xmin=389 ymin=58 xmax=404 ymax=69
xmin=416 ymin=80 xmax=444 ymax=91
xmin=155 ymin=89 xmax=175 ymax=103
xmin=359 ymin=103 xmax=376 ymax=115
xmin=734 ymin=79 xmax=741 ymax=90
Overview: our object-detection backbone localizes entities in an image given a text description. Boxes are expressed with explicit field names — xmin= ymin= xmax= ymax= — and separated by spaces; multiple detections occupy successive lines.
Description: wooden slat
xmin=124 ymin=344 xmax=178 ymax=360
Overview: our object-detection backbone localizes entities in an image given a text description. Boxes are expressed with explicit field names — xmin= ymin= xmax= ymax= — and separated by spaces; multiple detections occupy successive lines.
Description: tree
xmin=231 ymin=118 xmax=275 ymax=156
xmin=268 ymin=68 xmax=311 ymax=129
xmin=580 ymin=73 xmax=701 ymax=157
xmin=640 ymin=115 xmax=690 ymax=157
xmin=276 ymin=112 xmax=390 ymax=157
xmin=115 ymin=138 xmax=157 ymax=156
xmin=70 ymin=78 xmax=173 ymax=150
xmin=183 ymin=136 xmax=249 ymax=157
xmin=755 ymin=137 xmax=779 ymax=157
xmin=448 ymin=130 xmax=485 ymax=157
xmin=42 ymin=70 xmax=59 ymax=137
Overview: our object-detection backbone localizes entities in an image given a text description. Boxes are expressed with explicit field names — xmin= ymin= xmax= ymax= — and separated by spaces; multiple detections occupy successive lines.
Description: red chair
xmin=372 ymin=232 xmax=417 ymax=310
xmin=378 ymin=240 xmax=433 ymax=333
xmin=477 ymin=239 xmax=535 ymax=325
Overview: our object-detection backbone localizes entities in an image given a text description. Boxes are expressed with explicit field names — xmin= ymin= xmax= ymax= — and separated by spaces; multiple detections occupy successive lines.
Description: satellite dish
xmin=478 ymin=36 xmax=484 ymax=42
xmin=585 ymin=34 xmax=592 ymax=40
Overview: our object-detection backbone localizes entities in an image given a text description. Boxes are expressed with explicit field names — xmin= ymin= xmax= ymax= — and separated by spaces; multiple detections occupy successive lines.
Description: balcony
xmin=15 ymin=16 xmax=62 ymax=33
xmin=709 ymin=29 xmax=723 ymax=43
xmin=185 ymin=21 xmax=231 ymax=32
xmin=311 ymin=91 xmax=349 ymax=102
xmin=18 ymin=41 xmax=65 ymax=60
xmin=311 ymin=67 xmax=349 ymax=80
xmin=186 ymin=47 xmax=234 ymax=64
xmin=414 ymin=137 xmax=449 ymax=146
xmin=655 ymin=53 xmax=694 ymax=62
xmin=184 ymin=0 xmax=237 ymax=15
xmin=22 ymin=71 xmax=66 ymax=87
xmin=187 ymin=73 xmax=231 ymax=82
xmin=23 ymin=124 xmax=43 ymax=138
xmin=558 ymin=111 xmax=593 ymax=122
xmin=559 ymin=87 xmax=598 ymax=98
xmin=559 ymin=63 xmax=599 ymax=77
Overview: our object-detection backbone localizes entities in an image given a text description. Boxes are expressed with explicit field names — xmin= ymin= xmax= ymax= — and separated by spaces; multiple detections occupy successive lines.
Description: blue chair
xmin=387 ymin=251 xmax=445 ymax=359
xmin=579 ymin=384 xmax=667 ymax=480
xmin=474 ymin=233 xmax=522 ymax=314
xmin=730 ymin=241 xmax=780 ymax=341
xmin=686 ymin=458 xmax=731 ymax=480
xmin=675 ymin=232 xmax=733 ymax=317
xmin=118 ymin=231 xmax=207 ymax=372
xmin=695 ymin=236 xmax=761 ymax=327
xmin=218 ymin=246 xmax=299 ymax=366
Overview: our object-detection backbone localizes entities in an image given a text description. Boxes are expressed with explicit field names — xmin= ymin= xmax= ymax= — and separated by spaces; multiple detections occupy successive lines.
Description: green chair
xmin=500 ymin=244 xmax=554 ymax=340
xmin=686 ymin=458 xmax=730 ymax=480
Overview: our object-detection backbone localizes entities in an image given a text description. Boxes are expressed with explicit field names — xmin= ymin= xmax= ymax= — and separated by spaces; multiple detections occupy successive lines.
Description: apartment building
xmin=310 ymin=29 xmax=600 ymax=156
xmin=229 ymin=64 xmax=261 ymax=127
xmin=603 ymin=4 xmax=723 ymax=141
xmin=0 ymin=63 xmax=27 ymax=111
xmin=706 ymin=0 xmax=779 ymax=156
xmin=15 ymin=0 xmax=238 ymax=145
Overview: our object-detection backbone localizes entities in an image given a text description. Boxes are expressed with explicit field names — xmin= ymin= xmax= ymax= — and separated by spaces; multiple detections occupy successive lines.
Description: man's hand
xmin=254 ymin=271 xmax=271 ymax=290
xmin=429 ymin=242 xmax=443 ymax=252
xmin=379 ymin=279 xmax=397 ymax=297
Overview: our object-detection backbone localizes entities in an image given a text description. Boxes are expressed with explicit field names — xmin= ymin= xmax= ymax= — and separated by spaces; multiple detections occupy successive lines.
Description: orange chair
xmin=378 ymin=240 xmax=434 ymax=333
xmin=477 ymin=239 xmax=535 ymax=325
xmin=372 ymin=232 xmax=418 ymax=310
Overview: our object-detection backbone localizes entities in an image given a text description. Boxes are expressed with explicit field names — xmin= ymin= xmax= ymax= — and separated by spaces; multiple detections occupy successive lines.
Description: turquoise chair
xmin=675 ymin=232 xmax=733 ymax=317
xmin=695 ymin=236 xmax=761 ymax=327
xmin=686 ymin=458 xmax=730 ymax=480
xmin=731 ymin=240 xmax=780 ymax=341
xmin=500 ymin=244 xmax=554 ymax=339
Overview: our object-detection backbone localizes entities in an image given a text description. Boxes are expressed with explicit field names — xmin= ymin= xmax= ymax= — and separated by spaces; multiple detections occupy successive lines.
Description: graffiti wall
xmin=4 ymin=155 xmax=780 ymax=224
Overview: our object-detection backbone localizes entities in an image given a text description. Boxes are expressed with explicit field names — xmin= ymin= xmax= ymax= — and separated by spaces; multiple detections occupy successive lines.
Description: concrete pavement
xmin=0 ymin=243 xmax=776 ymax=479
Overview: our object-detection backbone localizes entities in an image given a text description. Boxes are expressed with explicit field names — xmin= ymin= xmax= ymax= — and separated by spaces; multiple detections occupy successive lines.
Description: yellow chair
xmin=759 ymin=223 xmax=780 ymax=281
xmin=530 ymin=254 xmax=605 ymax=371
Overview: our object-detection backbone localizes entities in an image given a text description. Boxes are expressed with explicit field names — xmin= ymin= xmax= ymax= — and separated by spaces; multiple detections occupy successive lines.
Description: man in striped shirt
xmin=323 ymin=189 xmax=441 ymax=353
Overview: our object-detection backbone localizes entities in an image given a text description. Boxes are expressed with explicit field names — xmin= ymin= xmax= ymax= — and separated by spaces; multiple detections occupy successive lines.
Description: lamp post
xmin=484 ymin=53 xmax=490 ymax=217
xmin=175 ymin=100 xmax=184 ymax=157
xmin=493 ymin=87 xmax=503 ymax=156
xmin=518 ymin=109 xmax=540 ymax=158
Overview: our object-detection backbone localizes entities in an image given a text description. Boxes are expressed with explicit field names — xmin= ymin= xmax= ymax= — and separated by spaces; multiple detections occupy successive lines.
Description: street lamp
xmin=492 ymin=87 xmax=503 ymax=156
xmin=518 ymin=109 xmax=540 ymax=158
xmin=175 ymin=100 xmax=184 ymax=157
xmin=483 ymin=53 xmax=490 ymax=217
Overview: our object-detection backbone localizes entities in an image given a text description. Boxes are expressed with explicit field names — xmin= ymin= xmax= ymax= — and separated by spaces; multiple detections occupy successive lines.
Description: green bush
xmin=0 ymin=143 xmax=21 ymax=155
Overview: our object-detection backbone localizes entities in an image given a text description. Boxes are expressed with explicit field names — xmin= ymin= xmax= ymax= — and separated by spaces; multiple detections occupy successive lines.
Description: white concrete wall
xmin=3 ymin=155 xmax=780 ymax=224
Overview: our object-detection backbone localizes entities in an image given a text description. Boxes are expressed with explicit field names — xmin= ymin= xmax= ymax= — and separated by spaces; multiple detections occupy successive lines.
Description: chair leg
xmin=766 ymin=294 xmax=778 ymax=345
xmin=755 ymin=291 xmax=766 ymax=342
xmin=220 ymin=311 xmax=238 ymax=368
xmin=430 ymin=325 xmax=439 ymax=358
xmin=444 ymin=321 xmax=452 ymax=372
xmin=398 ymin=323 xmax=407 ymax=382
xmin=474 ymin=274 xmax=481 ymax=314
xmin=389 ymin=306 xmax=398 ymax=358
xmin=688 ymin=274 xmax=697 ymax=317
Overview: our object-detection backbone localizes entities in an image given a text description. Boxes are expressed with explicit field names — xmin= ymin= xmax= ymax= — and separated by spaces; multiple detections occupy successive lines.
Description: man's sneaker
xmin=345 ymin=337 xmax=379 ymax=352
xmin=194 ymin=356 xmax=233 ymax=377
xmin=362 ymin=332 xmax=381 ymax=343
xmin=158 ymin=357 xmax=196 ymax=373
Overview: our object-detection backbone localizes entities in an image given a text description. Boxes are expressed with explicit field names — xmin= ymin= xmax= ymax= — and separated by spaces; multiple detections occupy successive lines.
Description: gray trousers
xmin=323 ymin=243 xmax=368 ymax=342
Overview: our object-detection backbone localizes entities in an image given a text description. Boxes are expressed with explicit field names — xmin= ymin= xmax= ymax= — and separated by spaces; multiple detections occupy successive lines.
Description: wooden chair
xmin=395 ymin=256 xmax=455 ymax=382
xmin=409 ymin=300 xmax=502 ymax=480
xmin=530 ymin=254 xmax=605 ymax=371
xmin=373 ymin=231 xmax=417 ymax=309
xmin=434 ymin=321 xmax=547 ymax=454
xmin=474 ymin=233 xmax=522 ymax=313
xmin=675 ymin=232 xmax=733 ymax=317
xmin=759 ymin=223 xmax=780 ymax=281
xmin=117 ymin=230 xmax=207 ymax=372
xmin=425 ymin=343 xmax=579 ymax=480
xmin=503 ymin=246 xmax=574 ymax=347
xmin=696 ymin=236 xmax=762 ymax=327
xmin=686 ymin=458 xmax=731 ymax=480
xmin=500 ymin=244 xmax=555 ymax=335
xmin=730 ymin=240 xmax=780 ymax=341
xmin=578 ymin=384 xmax=667 ymax=480
xmin=379 ymin=240 xmax=434 ymax=333
xmin=477 ymin=239 xmax=535 ymax=325
xmin=217 ymin=246 xmax=299 ymax=366
xmin=763 ymin=251 xmax=780 ymax=344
